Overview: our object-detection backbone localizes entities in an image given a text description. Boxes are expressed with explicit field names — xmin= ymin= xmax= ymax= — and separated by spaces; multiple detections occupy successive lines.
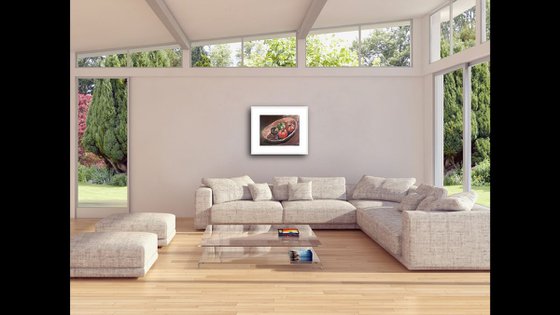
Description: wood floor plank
xmin=71 ymin=218 xmax=489 ymax=314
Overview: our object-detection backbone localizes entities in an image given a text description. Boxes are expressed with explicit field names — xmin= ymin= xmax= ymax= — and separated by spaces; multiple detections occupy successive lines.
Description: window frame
xmin=190 ymin=32 xmax=298 ymax=68
xmin=76 ymin=44 xmax=183 ymax=68
xmin=305 ymin=19 xmax=413 ymax=68
xmin=433 ymin=56 xmax=490 ymax=192
xmin=75 ymin=76 xmax=131 ymax=217
xmin=429 ymin=0 xmax=488 ymax=64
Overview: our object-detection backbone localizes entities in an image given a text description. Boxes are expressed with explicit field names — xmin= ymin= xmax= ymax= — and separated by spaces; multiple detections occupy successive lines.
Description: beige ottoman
xmin=95 ymin=212 xmax=176 ymax=246
xmin=70 ymin=232 xmax=158 ymax=278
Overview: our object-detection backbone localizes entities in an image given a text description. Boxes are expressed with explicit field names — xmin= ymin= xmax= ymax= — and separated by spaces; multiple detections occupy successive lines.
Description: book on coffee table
xmin=289 ymin=248 xmax=313 ymax=263
xmin=278 ymin=228 xmax=299 ymax=237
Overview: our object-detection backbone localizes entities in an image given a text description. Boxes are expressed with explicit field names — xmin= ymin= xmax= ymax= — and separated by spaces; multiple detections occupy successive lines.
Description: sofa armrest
xmin=401 ymin=209 xmax=490 ymax=270
xmin=194 ymin=186 xmax=213 ymax=230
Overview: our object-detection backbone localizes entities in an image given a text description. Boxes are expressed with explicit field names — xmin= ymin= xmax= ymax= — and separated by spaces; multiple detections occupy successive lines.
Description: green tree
xmin=209 ymin=44 xmax=236 ymax=67
xmin=358 ymin=26 xmax=411 ymax=67
xmin=191 ymin=46 xmax=211 ymax=67
xmin=443 ymin=68 xmax=464 ymax=172
xmin=306 ymin=35 xmax=359 ymax=67
xmin=82 ymin=78 xmax=128 ymax=173
xmin=244 ymin=38 xmax=296 ymax=67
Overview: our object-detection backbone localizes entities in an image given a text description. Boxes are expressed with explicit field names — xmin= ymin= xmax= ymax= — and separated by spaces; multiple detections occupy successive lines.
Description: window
xmin=306 ymin=27 xmax=359 ymax=67
xmin=77 ymin=78 xmax=128 ymax=208
xmin=77 ymin=46 xmax=182 ymax=68
xmin=431 ymin=0 xmax=486 ymax=62
xmin=192 ymin=34 xmax=296 ymax=68
xmin=191 ymin=41 xmax=242 ymax=67
xmin=77 ymin=53 xmax=127 ymax=68
xmin=452 ymin=0 xmax=476 ymax=54
xmin=129 ymin=48 xmax=182 ymax=67
xmin=243 ymin=35 xmax=296 ymax=67
xmin=306 ymin=21 xmax=411 ymax=67
xmin=435 ymin=60 xmax=490 ymax=207
xmin=470 ymin=62 xmax=490 ymax=206
xmin=360 ymin=21 xmax=411 ymax=67
xmin=430 ymin=5 xmax=451 ymax=62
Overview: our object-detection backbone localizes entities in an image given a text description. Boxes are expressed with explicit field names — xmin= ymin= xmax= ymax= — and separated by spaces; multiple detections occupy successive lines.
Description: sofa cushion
xmin=357 ymin=207 xmax=402 ymax=256
xmin=428 ymin=191 xmax=478 ymax=211
xmin=272 ymin=176 xmax=298 ymax=201
xmin=397 ymin=193 xmax=427 ymax=211
xmin=352 ymin=176 xmax=416 ymax=202
xmin=348 ymin=199 xmax=400 ymax=210
xmin=416 ymin=183 xmax=448 ymax=199
xmin=248 ymin=183 xmax=273 ymax=201
xmin=211 ymin=201 xmax=283 ymax=223
xmin=288 ymin=182 xmax=313 ymax=201
xmin=70 ymin=232 xmax=158 ymax=269
xmin=416 ymin=195 xmax=437 ymax=210
xmin=202 ymin=175 xmax=254 ymax=204
xmin=95 ymin=212 xmax=176 ymax=246
xmin=298 ymin=176 xmax=346 ymax=200
xmin=282 ymin=200 xmax=356 ymax=224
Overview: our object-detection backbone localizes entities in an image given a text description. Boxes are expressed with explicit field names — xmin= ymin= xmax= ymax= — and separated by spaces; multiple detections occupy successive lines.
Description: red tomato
xmin=278 ymin=129 xmax=288 ymax=139
xmin=287 ymin=125 xmax=295 ymax=133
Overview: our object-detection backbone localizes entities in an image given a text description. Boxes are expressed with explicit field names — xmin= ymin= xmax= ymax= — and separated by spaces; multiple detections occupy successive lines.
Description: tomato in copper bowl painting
xmin=259 ymin=115 xmax=299 ymax=146
xmin=251 ymin=106 xmax=308 ymax=155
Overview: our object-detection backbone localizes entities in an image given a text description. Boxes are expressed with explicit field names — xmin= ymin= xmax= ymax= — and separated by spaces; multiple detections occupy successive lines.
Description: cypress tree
xmin=82 ymin=78 xmax=127 ymax=173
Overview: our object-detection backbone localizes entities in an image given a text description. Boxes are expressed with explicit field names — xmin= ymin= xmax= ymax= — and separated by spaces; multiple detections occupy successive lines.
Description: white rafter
xmin=296 ymin=0 xmax=328 ymax=39
xmin=145 ymin=0 xmax=191 ymax=49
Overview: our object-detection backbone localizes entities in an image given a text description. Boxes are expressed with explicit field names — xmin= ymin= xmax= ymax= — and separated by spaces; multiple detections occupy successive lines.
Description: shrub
xmin=472 ymin=159 xmax=490 ymax=186
xmin=110 ymin=173 xmax=127 ymax=186
xmin=77 ymin=164 xmax=113 ymax=184
xmin=444 ymin=166 xmax=463 ymax=186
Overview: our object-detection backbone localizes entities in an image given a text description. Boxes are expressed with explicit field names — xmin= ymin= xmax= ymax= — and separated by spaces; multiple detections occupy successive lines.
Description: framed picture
xmin=251 ymin=106 xmax=308 ymax=155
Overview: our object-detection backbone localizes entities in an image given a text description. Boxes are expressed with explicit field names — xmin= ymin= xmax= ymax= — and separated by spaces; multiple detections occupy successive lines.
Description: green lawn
xmin=78 ymin=183 xmax=127 ymax=207
xmin=445 ymin=185 xmax=490 ymax=207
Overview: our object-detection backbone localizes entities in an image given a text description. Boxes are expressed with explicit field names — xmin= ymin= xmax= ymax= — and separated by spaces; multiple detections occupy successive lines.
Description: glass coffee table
xmin=199 ymin=225 xmax=322 ymax=268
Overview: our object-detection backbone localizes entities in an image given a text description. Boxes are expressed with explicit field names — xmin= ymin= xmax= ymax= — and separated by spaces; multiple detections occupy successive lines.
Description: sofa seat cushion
xmin=95 ymin=212 xmax=176 ymax=246
xmin=348 ymin=199 xmax=400 ymax=210
xmin=282 ymin=200 xmax=356 ymax=224
xmin=211 ymin=201 xmax=283 ymax=223
xmin=357 ymin=207 xmax=402 ymax=256
xmin=70 ymin=232 xmax=158 ymax=277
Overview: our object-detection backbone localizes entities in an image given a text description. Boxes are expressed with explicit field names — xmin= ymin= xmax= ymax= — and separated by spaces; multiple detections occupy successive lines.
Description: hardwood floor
xmin=71 ymin=218 xmax=490 ymax=315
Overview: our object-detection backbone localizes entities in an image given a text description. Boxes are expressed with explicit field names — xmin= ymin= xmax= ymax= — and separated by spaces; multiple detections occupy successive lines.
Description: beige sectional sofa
xmin=194 ymin=176 xmax=490 ymax=270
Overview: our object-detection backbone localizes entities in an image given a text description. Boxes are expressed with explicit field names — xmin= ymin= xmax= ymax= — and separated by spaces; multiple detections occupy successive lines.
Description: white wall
xmin=129 ymin=76 xmax=424 ymax=216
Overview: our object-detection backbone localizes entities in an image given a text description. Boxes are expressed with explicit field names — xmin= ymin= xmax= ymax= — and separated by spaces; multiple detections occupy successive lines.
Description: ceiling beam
xmin=145 ymin=0 xmax=190 ymax=49
xmin=296 ymin=0 xmax=328 ymax=39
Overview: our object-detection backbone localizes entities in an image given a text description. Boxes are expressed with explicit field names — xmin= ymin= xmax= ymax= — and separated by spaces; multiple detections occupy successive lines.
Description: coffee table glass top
xmin=200 ymin=224 xmax=321 ymax=247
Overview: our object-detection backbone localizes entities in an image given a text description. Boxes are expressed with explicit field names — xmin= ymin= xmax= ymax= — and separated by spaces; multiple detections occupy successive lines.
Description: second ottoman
xmin=96 ymin=212 xmax=176 ymax=246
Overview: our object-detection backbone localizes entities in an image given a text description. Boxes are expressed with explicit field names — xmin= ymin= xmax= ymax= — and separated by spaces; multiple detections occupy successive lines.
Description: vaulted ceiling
xmin=71 ymin=0 xmax=445 ymax=53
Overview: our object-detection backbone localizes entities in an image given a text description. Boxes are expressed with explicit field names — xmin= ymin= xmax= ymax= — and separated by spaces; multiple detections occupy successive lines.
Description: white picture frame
xmin=251 ymin=106 xmax=308 ymax=155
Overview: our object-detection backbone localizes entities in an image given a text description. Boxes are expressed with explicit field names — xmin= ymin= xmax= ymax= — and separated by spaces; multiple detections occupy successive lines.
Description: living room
xmin=70 ymin=0 xmax=491 ymax=313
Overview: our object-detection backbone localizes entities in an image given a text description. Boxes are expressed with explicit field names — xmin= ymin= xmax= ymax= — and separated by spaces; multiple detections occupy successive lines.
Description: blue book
xmin=289 ymin=249 xmax=313 ymax=263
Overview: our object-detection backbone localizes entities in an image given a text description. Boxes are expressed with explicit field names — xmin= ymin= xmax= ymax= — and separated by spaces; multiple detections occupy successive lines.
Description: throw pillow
xmin=288 ymin=182 xmax=313 ymax=201
xmin=201 ymin=175 xmax=255 ymax=204
xmin=352 ymin=175 xmax=416 ymax=202
xmin=397 ymin=192 xmax=427 ymax=211
xmin=416 ymin=195 xmax=437 ymax=211
xmin=230 ymin=175 xmax=255 ymax=200
xmin=298 ymin=177 xmax=346 ymax=200
xmin=272 ymin=176 xmax=298 ymax=201
xmin=428 ymin=191 xmax=478 ymax=211
xmin=248 ymin=183 xmax=272 ymax=201
xmin=416 ymin=183 xmax=448 ymax=199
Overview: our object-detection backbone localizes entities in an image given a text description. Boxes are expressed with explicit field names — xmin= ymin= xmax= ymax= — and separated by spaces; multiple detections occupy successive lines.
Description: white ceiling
xmin=71 ymin=0 xmax=174 ymax=52
xmin=166 ymin=0 xmax=312 ymax=42
xmin=71 ymin=0 xmax=446 ymax=53
xmin=314 ymin=0 xmax=445 ymax=28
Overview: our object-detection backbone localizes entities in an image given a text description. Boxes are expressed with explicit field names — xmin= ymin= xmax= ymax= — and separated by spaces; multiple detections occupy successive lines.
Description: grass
xmin=78 ymin=183 xmax=127 ymax=207
xmin=445 ymin=185 xmax=490 ymax=207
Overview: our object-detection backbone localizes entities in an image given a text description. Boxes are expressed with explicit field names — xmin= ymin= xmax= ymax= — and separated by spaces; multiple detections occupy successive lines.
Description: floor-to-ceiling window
xmin=77 ymin=77 xmax=128 ymax=208
xmin=436 ymin=60 xmax=490 ymax=207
